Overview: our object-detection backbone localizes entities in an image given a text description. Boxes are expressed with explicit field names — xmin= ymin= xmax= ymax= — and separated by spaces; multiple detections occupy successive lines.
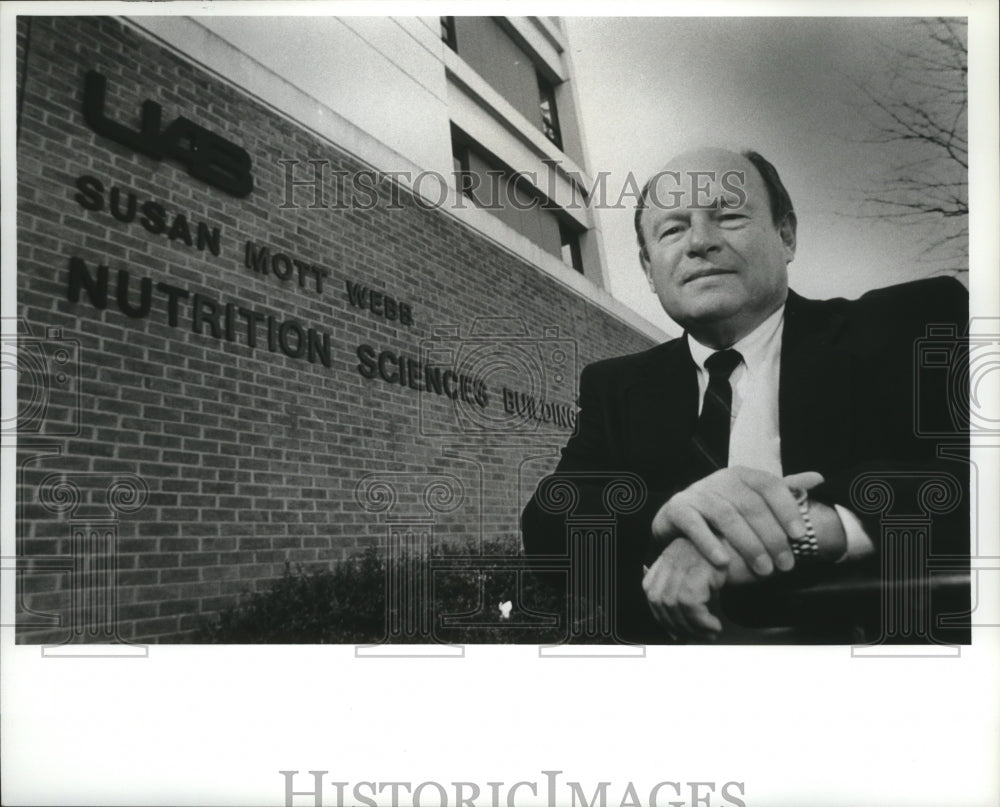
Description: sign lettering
xmin=83 ymin=71 xmax=254 ymax=198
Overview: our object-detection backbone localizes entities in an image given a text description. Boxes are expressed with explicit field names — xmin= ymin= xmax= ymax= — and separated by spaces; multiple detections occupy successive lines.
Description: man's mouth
xmin=683 ymin=268 xmax=736 ymax=284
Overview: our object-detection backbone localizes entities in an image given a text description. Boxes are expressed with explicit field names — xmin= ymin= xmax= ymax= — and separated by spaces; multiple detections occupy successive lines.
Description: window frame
xmin=537 ymin=72 xmax=563 ymax=150
xmin=440 ymin=17 xmax=458 ymax=52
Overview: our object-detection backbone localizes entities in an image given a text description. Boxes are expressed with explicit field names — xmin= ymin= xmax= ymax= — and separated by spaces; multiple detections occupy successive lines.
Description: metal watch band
xmin=788 ymin=487 xmax=819 ymax=558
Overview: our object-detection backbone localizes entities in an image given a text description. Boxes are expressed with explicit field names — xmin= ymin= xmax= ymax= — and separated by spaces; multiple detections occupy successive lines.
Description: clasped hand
xmin=643 ymin=467 xmax=824 ymax=639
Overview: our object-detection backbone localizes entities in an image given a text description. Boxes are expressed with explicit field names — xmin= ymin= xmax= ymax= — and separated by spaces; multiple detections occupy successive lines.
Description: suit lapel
xmin=623 ymin=339 xmax=699 ymax=480
xmin=779 ymin=290 xmax=853 ymax=477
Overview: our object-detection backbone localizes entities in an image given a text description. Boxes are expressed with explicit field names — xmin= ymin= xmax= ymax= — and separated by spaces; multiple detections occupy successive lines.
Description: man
xmin=521 ymin=147 xmax=969 ymax=644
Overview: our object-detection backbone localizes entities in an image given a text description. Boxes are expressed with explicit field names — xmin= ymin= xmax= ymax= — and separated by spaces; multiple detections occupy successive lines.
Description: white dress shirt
xmin=686 ymin=305 xmax=874 ymax=561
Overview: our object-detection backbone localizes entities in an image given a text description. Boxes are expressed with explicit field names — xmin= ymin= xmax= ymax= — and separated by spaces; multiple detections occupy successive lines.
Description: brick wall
xmin=15 ymin=16 xmax=656 ymax=642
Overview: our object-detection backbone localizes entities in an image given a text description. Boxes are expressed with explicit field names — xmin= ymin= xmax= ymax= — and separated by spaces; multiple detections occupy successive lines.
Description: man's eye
xmin=659 ymin=224 xmax=685 ymax=239
xmin=717 ymin=214 xmax=747 ymax=226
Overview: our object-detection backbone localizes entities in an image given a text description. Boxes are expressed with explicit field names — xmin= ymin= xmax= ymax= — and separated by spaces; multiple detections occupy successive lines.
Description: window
xmin=537 ymin=73 xmax=562 ymax=149
xmin=560 ymin=221 xmax=583 ymax=273
xmin=446 ymin=19 xmax=569 ymax=153
xmin=440 ymin=17 xmax=457 ymax=52
xmin=452 ymin=129 xmax=581 ymax=267
xmin=452 ymin=140 xmax=473 ymax=200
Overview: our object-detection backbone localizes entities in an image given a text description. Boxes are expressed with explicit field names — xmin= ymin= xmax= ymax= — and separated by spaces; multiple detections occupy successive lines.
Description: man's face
xmin=639 ymin=149 xmax=796 ymax=342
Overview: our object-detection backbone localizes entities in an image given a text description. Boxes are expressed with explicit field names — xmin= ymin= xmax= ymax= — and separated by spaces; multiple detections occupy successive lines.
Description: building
xmin=14 ymin=14 xmax=666 ymax=644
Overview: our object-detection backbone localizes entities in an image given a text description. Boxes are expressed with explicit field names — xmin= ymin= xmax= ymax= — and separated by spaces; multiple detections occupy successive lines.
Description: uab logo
xmin=82 ymin=70 xmax=254 ymax=198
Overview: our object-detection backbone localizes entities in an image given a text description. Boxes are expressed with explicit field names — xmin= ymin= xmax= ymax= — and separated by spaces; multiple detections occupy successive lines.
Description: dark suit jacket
xmin=522 ymin=277 xmax=970 ymax=644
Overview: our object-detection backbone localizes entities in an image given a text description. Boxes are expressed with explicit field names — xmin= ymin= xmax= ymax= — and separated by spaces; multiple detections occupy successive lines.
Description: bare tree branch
xmin=849 ymin=18 xmax=968 ymax=273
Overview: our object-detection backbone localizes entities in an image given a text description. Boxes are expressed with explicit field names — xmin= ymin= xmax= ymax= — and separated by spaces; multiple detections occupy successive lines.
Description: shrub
xmin=195 ymin=536 xmax=609 ymax=644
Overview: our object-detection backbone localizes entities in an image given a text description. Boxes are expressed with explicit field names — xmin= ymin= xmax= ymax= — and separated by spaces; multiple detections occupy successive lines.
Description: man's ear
xmin=640 ymin=250 xmax=656 ymax=293
xmin=779 ymin=211 xmax=797 ymax=261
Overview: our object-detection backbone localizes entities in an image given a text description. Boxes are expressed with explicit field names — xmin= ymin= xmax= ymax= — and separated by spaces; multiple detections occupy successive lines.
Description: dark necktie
xmin=690 ymin=349 xmax=743 ymax=478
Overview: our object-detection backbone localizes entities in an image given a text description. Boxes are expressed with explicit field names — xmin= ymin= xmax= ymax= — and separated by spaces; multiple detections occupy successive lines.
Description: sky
xmin=563 ymin=16 xmax=970 ymax=336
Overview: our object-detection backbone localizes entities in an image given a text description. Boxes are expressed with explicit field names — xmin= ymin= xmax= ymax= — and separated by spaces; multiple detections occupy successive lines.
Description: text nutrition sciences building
xmin=14 ymin=14 xmax=665 ymax=645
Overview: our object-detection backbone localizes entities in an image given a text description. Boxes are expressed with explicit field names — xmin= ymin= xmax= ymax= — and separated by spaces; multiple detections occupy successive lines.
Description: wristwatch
xmin=788 ymin=487 xmax=819 ymax=558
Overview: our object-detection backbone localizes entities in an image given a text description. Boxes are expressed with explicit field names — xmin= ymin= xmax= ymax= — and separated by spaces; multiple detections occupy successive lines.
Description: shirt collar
xmin=687 ymin=303 xmax=786 ymax=372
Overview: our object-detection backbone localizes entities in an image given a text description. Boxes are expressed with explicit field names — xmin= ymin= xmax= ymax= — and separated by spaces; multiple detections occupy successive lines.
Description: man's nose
xmin=685 ymin=215 xmax=721 ymax=257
